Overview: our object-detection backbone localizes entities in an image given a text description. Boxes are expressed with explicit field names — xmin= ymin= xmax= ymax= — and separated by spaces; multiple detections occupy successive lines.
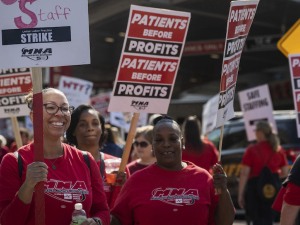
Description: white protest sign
xmin=90 ymin=92 xmax=111 ymax=123
xmin=238 ymin=84 xmax=277 ymax=141
xmin=0 ymin=0 xmax=90 ymax=69
xmin=202 ymin=94 xmax=219 ymax=135
xmin=58 ymin=76 xmax=93 ymax=109
xmin=108 ymin=5 xmax=190 ymax=114
xmin=216 ymin=0 xmax=259 ymax=127
xmin=289 ymin=54 xmax=300 ymax=137
xmin=0 ymin=68 xmax=32 ymax=118
xmin=110 ymin=112 xmax=148 ymax=132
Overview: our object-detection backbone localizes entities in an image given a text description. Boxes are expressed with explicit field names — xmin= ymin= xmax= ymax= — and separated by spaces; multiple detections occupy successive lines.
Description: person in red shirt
xmin=10 ymin=127 xmax=32 ymax=153
xmin=279 ymin=155 xmax=300 ymax=225
xmin=127 ymin=125 xmax=156 ymax=175
xmin=0 ymin=88 xmax=109 ymax=225
xmin=181 ymin=116 xmax=218 ymax=173
xmin=66 ymin=104 xmax=130 ymax=209
xmin=110 ymin=115 xmax=235 ymax=225
xmin=238 ymin=121 xmax=288 ymax=225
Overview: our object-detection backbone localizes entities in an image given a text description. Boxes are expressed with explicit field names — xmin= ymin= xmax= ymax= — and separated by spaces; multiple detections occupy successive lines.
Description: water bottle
xmin=72 ymin=203 xmax=87 ymax=225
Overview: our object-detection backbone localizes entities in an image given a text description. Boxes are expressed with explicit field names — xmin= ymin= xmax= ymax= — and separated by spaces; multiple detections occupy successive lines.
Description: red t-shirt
xmin=241 ymin=141 xmax=288 ymax=179
xmin=272 ymin=187 xmax=286 ymax=212
xmin=182 ymin=142 xmax=218 ymax=172
xmin=111 ymin=162 xmax=219 ymax=225
xmin=96 ymin=153 xmax=130 ymax=209
xmin=127 ymin=160 xmax=149 ymax=175
xmin=284 ymin=182 xmax=300 ymax=206
xmin=10 ymin=141 xmax=32 ymax=153
xmin=0 ymin=143 xmax=110 ymax=225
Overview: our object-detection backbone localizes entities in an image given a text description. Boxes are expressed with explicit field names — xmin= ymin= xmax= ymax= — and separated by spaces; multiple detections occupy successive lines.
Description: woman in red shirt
xmin=238 ymin=121 xmax=288 ymax=225
xmin=66 ymin=104 xmax=130 ymax=209
xmin=0 ymin=88 xmax=109 ymax=225
xmin=110 ymin=115 xmax=235 ymax=225
xmin=127 ymin=125 xmax=156 ymax=175
xmin=182 ymin=116 xmax=218 ymax=172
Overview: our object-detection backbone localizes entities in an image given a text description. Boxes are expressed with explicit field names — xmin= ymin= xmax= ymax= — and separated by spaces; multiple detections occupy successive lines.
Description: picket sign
xmin=216 ymin=0 xmax=259 ymax=161
xmin=10 ymin=116 xmax=23 ymax=149
xmin=108 ymin=5 xmax=190 ymax=171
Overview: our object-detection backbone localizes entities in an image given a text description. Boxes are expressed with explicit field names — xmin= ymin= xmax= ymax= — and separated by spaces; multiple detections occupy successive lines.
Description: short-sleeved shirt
xmin=242 ymin=141 xmax=288 ymax=179
xmin=127 ymin=160 xmax=149 ymax=175
xmin=111 ymin=162 xmax=219 ymax=225
xmin=182 ymin=142 xmax=218 ymax=172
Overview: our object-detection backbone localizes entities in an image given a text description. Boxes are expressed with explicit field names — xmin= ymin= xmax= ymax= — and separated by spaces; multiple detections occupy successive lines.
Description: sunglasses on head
xmin=133 ymin=141 xmax=149 ymax=148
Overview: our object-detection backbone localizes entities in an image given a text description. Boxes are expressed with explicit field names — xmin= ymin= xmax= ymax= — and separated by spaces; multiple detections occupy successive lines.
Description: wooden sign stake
xmin=119 ymin=113 xmax=140 ymax=172
xmin=218 ymin=125 xmax=224 ymax=162
xmin=10 ymin=116 xmax=22 ymax=149
xmin=31 ymin=67 xmax=45 ymax=225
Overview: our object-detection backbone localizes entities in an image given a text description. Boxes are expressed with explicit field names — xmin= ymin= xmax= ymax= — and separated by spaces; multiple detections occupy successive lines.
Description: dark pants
xmin=253 ymin=216 xmax=274 ymax=225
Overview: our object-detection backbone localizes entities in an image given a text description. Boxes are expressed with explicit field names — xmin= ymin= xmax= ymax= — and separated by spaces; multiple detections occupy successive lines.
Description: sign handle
xmin=215 ymin=125 xmax=224 ymax=194
xmin=10 ymin=116 xmax=22 ymax=149
xmin=119 ymin=113 xmax=140 ymax=172
xmin=31 ymin=67 xmax=45 ymax=225
xmin=218 ymin=125 xmax=224 ymax=162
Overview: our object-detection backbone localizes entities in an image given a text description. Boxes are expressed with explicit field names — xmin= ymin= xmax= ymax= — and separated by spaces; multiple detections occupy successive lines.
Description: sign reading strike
xmin=90 ymin=92 xmax=111 ymax=123
xmin=238 ymin=84 xmax=277 ymax=141
xmin=289 ymin=54 xmax=300 ymax=137
xmin=202 ymin=94 xmax=219 ymax=135
xmin=0 ymin=68 xmax=32 ymax=118
xmin=216 ymin=0 xmax=259 ymax=127
xmin=58 ymin=76 xmax=93 ymax=109
xmin=108 ymin=5 xmax=190 ymax=113
xmin=0 ymin=0 xmax=90 ymax=69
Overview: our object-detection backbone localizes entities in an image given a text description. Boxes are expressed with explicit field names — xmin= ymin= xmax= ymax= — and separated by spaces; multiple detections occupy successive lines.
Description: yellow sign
xmin=277 ymin=19 xmax=300 ymax=58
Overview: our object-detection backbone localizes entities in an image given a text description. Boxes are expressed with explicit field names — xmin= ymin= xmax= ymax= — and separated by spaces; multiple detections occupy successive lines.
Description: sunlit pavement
xmin=233 ymin=221 xmax=280 ymax=225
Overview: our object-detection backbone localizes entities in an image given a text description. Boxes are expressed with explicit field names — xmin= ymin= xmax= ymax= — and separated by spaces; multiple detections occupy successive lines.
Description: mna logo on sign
xmin=131 ymin=100 xmax=149 ymax=110
xmin=21 ymin=48 xmax=52 ymax=61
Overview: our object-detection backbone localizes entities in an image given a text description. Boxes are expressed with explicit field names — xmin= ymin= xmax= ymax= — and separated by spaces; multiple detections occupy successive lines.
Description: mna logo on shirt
xmin=150 ymin=188 xmax=199 ymax=206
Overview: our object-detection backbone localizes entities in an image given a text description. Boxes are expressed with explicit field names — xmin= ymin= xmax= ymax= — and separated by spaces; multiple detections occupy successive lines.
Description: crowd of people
xmin=0 ymin=87 xmax=299 ymax=225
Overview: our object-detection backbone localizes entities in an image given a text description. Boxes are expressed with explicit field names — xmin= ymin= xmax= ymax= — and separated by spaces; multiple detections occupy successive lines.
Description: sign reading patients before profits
xmin=238 ymin=84 xmax=277 ymax=141
xmin=0 ymin=68 xmax=32 ymax=118
xmin=108 ymin=5 xmax=190 ymax=114
xmin=58 ymin=76 xmax=93 ymax=109
xmin=289 ymin=54 xmax=300 ymax=137
xmin=202 ymin=94 xmax=219 ymax=135
xmin=216 ymin=0 xmax=259 ymax=128
xmin=0 ymin=0 xmax=90 ymax=70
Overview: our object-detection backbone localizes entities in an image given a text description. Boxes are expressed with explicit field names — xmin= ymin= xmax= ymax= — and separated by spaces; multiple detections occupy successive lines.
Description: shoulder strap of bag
xmin=256 ymin=146 xmax=275 ymax=167
xmin=100 ymin=152 xmax=105 ymax=179
xmin=13 ymin=151 xmax=23 ymax=179
xmin=82 ymin=151 xmax=91 ymax=174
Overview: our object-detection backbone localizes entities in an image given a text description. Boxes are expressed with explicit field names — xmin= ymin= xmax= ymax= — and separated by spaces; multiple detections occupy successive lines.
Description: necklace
xmin=45 ymin=146 xmax=63 ymax=170
xmin=46 ymin=158 xmax=59 ymax=170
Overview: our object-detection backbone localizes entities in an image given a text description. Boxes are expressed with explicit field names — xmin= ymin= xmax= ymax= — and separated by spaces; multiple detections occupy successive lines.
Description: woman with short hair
xmin=110 ymin=115 xmax=235 ymax=225
xmin=0 ymin=88 xmax=109 ymax=225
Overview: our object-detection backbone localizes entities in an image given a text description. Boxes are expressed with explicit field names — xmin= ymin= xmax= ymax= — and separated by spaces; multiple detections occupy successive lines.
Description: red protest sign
xmin=0 ymin=68 xmax=32 ymax=118
xmin=90 ymin=92 xmax=111 ymax=123
xmin=108 ymin=5 xmax=190 ymax=114
xmin=216 ymin=0 xmax=259 ymax=127
xmin=289 ymin=54 xmax=300 ymax=137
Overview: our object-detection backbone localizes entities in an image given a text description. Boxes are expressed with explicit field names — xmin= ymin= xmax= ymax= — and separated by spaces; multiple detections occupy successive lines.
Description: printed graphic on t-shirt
xmin=44 ymin=179 xmax=89 ymax=203
xmin=150 ymin=188 xmax=199 ymax=206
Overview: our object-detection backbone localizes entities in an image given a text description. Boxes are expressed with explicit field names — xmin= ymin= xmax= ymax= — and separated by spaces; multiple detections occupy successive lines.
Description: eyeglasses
xmin=133 ymin=141 xmax=149 ymax=148
xmin=43 ymin=103 xmax=74 ymax=116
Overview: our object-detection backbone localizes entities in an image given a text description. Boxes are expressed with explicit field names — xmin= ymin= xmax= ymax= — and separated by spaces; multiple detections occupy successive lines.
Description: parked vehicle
xmin=208 ymin=110 xmax=300 ymax=215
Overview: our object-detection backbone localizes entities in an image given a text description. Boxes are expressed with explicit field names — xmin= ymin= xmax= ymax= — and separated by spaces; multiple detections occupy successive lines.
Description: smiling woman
xmin=110 ymin=115 xmax=235 ymax=225
xmin=0 ymin=88 xmax=110 ymax=225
